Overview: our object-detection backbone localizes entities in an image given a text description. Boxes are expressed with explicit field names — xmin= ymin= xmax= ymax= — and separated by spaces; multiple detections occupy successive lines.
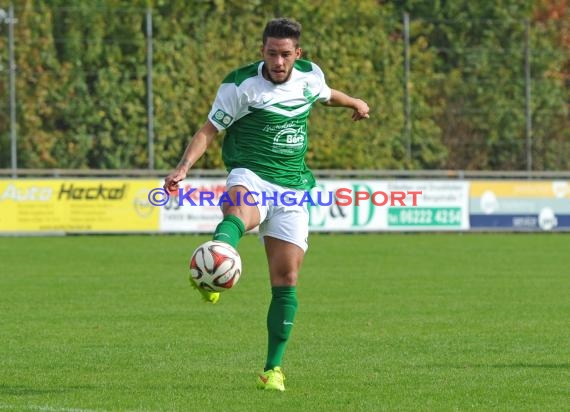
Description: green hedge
xmin=0 ymin=0 xmax=567 ymax=170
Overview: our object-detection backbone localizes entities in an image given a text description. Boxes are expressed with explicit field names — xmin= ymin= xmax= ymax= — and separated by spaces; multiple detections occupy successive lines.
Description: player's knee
xmin=224 ymin=205 xmax=259 ymax=229
xmin=272 ymin=271 xmax=298 ymax=286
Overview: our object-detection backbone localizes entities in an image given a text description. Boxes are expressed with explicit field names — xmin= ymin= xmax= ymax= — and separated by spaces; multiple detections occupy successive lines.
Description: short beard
xmin=263 ymin=65 xmax=293 ymax=85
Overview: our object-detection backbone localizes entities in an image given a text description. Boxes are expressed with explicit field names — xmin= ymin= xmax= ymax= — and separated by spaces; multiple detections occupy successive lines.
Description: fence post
xmin=6 ymin=4 xmax=17 ymax=177
xmin=403 ymin=12 xmax=411 ymax=166
xmin=524 ymin=19 xmax=532 ymax=172
xmin=146 ymin=7 xmax=155 ymax=170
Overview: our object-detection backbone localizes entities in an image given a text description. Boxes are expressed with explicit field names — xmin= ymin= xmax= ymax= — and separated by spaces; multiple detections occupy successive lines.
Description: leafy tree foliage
xmin=0 ymin=0 xmax=567 ymax=170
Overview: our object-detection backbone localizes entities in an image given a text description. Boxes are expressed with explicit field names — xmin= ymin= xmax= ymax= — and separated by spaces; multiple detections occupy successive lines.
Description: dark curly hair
xmin=262 ymin=18 xmax=302 ymax=47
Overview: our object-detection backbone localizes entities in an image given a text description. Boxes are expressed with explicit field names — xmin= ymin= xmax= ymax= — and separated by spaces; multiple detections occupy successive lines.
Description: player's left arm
xmin=323 ymin=89 xmax=370 ymax=121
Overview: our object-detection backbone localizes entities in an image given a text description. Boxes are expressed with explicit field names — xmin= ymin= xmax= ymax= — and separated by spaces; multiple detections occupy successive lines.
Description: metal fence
xmin=0 ymin=5 xmax=568 ymax=175
xmin=0 ymin=5 xmax=15 ymax=173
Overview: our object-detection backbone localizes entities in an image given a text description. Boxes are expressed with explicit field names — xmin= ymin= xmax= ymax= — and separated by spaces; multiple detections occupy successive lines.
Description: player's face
xmin=261 ymin=37 xmax=301 ymax=84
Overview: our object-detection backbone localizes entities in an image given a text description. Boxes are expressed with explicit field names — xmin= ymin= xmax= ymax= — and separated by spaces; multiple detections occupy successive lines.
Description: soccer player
xmin=164 ymin=18 xmax=369 ymax=391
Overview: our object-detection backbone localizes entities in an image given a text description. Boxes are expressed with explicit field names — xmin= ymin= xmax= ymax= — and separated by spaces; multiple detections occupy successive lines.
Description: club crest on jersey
xmin=212 ymin=109 xmax=233 ymax=127
xmin=302 ymin=82 xmax=314 ymax=101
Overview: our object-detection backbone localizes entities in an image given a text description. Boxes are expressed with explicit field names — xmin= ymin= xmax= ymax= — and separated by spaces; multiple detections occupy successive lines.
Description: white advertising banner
xmin=308 ymin=179 xmax=470 ymax=232
xmin=158 ymin=178 xmax=225 ymax=233
xmin=384 ymin=180 xmax=470 ymax=231
xmin=156 ymin=178 xmax=470 ymax=233
xmin=308 ymin=180 xmax=390 ymax=231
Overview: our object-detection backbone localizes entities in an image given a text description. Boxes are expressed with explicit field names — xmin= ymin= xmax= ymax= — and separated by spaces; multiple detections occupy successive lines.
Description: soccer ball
xmin=189 ymin=241 xmax=242 ymax=292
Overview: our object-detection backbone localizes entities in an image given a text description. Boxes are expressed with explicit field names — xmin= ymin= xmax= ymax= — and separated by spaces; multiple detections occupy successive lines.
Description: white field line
xmin=0 ymin=404 xmax=100 ymax=412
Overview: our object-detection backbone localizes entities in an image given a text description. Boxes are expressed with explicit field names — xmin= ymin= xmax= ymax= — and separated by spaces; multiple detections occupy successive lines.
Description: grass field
xmin=0 ymin=233 xmax=569 ymax=411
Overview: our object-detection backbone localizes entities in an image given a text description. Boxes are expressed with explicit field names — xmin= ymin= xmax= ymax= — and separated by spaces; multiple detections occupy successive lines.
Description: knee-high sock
xmin=265 ymin=286 xmax=298 ymax=371
xmin=213 ymin=215 xmax=245 ymax=249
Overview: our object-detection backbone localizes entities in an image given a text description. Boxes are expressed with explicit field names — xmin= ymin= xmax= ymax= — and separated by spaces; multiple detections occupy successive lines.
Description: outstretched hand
xmin=163 ymin=167 xmax=187 ymax=195
xmin=352 ymin=98 xmax=370 ymax=121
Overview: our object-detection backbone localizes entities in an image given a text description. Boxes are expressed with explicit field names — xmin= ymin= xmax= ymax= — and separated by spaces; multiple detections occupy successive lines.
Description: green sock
xmin=213 ymin=215 xmax=245 ymax=249
xmin=265 ymin=286 xmax=298 ymax=371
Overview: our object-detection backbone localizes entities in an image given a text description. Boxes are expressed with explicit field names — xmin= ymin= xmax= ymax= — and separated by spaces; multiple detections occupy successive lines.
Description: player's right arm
xmin=163 ymin=120 xmax=219 ymax=194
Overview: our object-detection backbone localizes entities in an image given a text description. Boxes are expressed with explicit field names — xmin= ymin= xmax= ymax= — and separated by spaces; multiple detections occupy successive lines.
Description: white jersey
xmin=208 ymin=59 xmax=332 ymax=189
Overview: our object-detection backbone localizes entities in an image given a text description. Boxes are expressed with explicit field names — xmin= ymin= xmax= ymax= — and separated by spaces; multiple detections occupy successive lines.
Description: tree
xmin=3 ymin=0 xmax=568 ymax=171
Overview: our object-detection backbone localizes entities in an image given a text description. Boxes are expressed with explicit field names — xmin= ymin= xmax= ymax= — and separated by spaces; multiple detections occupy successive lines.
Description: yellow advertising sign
xmin=470 ymin=181 xmax=570 ymax=198
xmin=0 ymin=179 xmax=159 ymax=232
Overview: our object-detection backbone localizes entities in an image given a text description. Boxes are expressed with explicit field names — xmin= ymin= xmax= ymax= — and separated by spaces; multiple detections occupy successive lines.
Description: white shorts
xmin=225 ymin=168 xmax=309 ymax=252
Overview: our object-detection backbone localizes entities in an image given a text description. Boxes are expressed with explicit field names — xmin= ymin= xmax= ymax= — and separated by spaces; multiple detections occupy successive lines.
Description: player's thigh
xmin=262 ymin=205 xmax=309 ymax=286
xmin=264 ymin=236 xmax=305 ymax=287
xmin=222 ymin=185 xmax=261 ymax=230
